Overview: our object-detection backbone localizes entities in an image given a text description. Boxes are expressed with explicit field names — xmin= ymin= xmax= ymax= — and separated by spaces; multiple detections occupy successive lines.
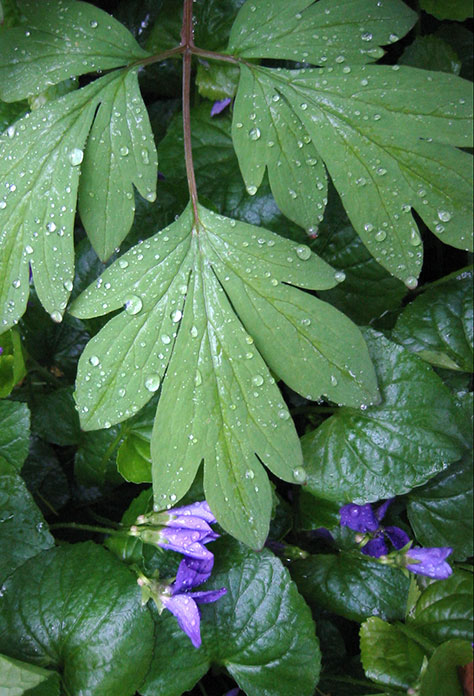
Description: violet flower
xmin=340 ymin=500 xmax=409 ymax=558
xmin=211 ymin=98 xmax=231 ymax=116
xmin=405 ymin=547 xmax=453 ymax=580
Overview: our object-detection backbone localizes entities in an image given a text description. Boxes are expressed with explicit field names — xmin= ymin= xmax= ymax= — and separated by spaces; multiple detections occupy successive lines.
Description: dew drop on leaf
xmin=437 ymin=210 xmax=452 ymax=222
xmin=375 ymin=230 xmax=386 ymax=242
xmin=161 ymin=334 xmax=171 ymax=344
xmin=145 ymin=374 xmax=161 ymax=392
xmin=89 ymin=355 xmax=100 ymax=367
xmin=119 ymin=259 xmax=129 ymax=269
xmin=171 ymin=309 xmax=182 ymax=323
xmin=50 ymin=311 xmax=62 ymax=323
xmin=249 ymin=127 xmax=261 ymax=140
xmin=68 ymin=148 xmax=84 ymax=166
xmin=247 ymin=185 xmax=257 ymax=195
xmin=405 ymin=276 xmax=418 ymax=290
xmin=334 ymin=271 xmax=346 ymax=283
xmin=295 ymin=245 xmax=311 ymax=260
xmin=124 ymin=294 xmax=143 ymax=315
xmin=46 ymin=222 xmax=57 ymax=233
xmin=252 ymin=374 xmax=264 ymax=386
xmin=292 ymin=467 xmax=307 ymax=483
xmin=190 ymin=325 xmax=198 ymax=338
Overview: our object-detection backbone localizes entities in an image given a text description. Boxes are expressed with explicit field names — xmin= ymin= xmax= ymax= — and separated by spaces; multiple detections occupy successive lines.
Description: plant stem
xmin=49 ymin=522 xmax=128 ymax=537
xmin=181 ymin=0 xmax=200 ymax=226
xmin=191 ymin=46 xmax=240 ymax=65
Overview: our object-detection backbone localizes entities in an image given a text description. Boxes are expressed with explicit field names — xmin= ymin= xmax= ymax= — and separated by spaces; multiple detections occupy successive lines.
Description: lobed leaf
xmin=302 ymin=329 xmax=464 ymax=503
xmin=0 ymin=69 xmax=156 ymax=331
xmin=0 ymin=0 xmax=148 ymax=102
xmin=228 ymin=0 xmax=417 ymax=66
xmin=231 ymin=63 xmax=473 ymax=283
xmin=71 ymin=204 xmax=378 ymax=547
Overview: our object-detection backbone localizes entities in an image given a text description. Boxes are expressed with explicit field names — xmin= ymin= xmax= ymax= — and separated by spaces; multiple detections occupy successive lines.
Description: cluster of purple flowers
xmin=340 ymin=499 xmax=453 ymax=580
xmin=131 ymin=500 xmax=226 ymax=648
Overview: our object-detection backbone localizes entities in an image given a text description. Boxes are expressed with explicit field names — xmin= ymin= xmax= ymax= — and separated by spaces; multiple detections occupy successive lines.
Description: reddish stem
xmin=181 ymin=0 xmax=199 ymax=226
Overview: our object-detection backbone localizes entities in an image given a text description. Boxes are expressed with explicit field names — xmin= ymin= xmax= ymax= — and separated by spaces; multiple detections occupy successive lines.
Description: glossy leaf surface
xmin=0 ymin=654 xmax=60 ymax=696
xmin=0 ymin=401 xmax=30 ymax=473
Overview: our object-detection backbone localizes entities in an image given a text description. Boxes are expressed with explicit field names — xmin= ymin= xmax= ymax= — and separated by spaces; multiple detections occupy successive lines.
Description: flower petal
xmin=160 ymin=528 xmax=214 ymax=561
xmin=340 ymin=503 xmax=379 ymax=533
xmin=189 ymin=587 xmax=227 ymax=604
xmin=406 ymin=547 xmax=453 ymax=579
xmin=361 ymin=536 xmax=389 ymax=558
xmin=210 ymin=98 xmax=231 ymax=116
xmin=162 ymin=594 xmax=202 ymax=648
xmin=374 ymin=498 xmax=394 ymax=522
xmin=169 ymin=501 xmax=216 ymax=524
xmin=165 ymin=514 xmax=214 ymax=535
xmin=173 ymin=556 xmax=214 ymax=594
xmin=384 ymin=525 xmax=410 ymax=550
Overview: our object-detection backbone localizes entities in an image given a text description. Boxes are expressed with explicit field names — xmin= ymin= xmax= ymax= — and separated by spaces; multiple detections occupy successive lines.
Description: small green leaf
xmin=31 ymin=387 xmax=81 ymax=446
xmin=0 ymin=0 xmax=148 ymax=102
xmin=0 ymin=329 xmax=26 ymax=398
xmin=0 ymin=654 xmax=59 ymax=696
xmin=399 ymin=36 xmax=462 ymax=75
xmin=0 ymin=471 xmax=54 ymax=584
xmin=71 ymin=204 xmax=377 ymax=547
xmin=228 ymin=0 xmax=417 ymax=65
xmin=393 ymin=271 xmax=473 ymax=372
xmin=360 ymin=617 xmax=426 ymax=690
xmin=141 ymin=538 xmax=321 ymax=696
xmin=303 ymin=330 xmax=464 ymax=503
xmin=408 ymin=569 xmax=474 ymax=645
xmin=291 ymin=553 xmax=410 ymax=623
xmin=196 ymin=61 xmax=239 ymax=101
xmin=78 ymin=70 xmax=157 ymax=261
xmin=420 ymin=639 xmax=473 ymax=696
xmin=75 ymin=426 xmax=123 ymax=488
xmin=231 ymin=63 xmax=473 ymax=282
xmin=116 ymin=407 xmax=154 ymax=484
xmin=420 ymin=0 xmax=473 ymax=21
xmin=0 ymin=401 xmax=30 ymax=473
xmin=407 ymin=457 xmax=473 ymax=561
xmin=0 ymin=542 xmax=154 ymax=696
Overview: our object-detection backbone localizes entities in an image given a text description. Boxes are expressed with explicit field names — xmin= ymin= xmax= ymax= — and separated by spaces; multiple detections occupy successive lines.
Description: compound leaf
xmin=0 ymin=0 xmax=149 ymax=102
xmin=231 ymin=62 xmax=473 ymax=283
xmin=71 ymin=204 xmax=378 ymax=547
xmin=0 ymin=542 xmax=154 ymax=696
xmin=302 ymin=330 xmax=464 ymax=503
xmin=0 ymin=69 xmax=156 ymax=330
xmin=228 ymin=0 xmax=417 ymax=66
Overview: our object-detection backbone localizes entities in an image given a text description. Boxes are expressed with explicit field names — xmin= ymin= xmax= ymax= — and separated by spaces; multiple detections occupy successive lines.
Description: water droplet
xmin=90 ymin=19 xmax=98 ymax=28
xmin=409 ymin=230 xmax=421 ymax=246
xmin=63 ymin=279 xmax=73 ymax=291
xmin=278 ymin=409 xmax=290 ymax=420
xmin=12 ymin=279 xmax=20 ymax=288
xmin=437 ymin=210 xmax=451 ymax=222
xmin=245 ymin=335 xmax=254 ymax=345
xmin=141 ymin=148 xmax=150 ymax=164
xmin=245 ymin=469 xmax=255 ymax=479
xmin=334 ymin=270 xmax=346 ymax=283
xmin=46 ymin=222 xmax=57 ymax=233
xmin=364 ymin=223 xmax=374 ymax=232
xmin=161 ymin=334 xmax=171 ymax=344
xmin=306 ymin=225 xmax=319 ymax=238
xmin=295 ymin=245 xmax=311 ymax=260
xmin=252 ymin=374 xmax=264 ymax=387
xmin=118 ymin=388 xmax=126 ymax=397
xmin=25 ymin=245 xmax=33 ymax=254
xmin=194 ymin=370 xmax=202 ymax=387
xmin=292 ymin=467 xmax=307 ymax=483
xmin=68 ymin=148 xmax=84 ymax=166
xmin=435 ymin=224 xmax=444 ymax=234
xmin=190 ymin=325 xmax=198 ymax=338
xmin=330 ymin=375 xmax=338 ymax=386
xmin=361 ymin=32 xmax=373 ymax=41
xmin=389 ymin=33 xmax=399 ymax=42
xmin=119 ymin=146 xmax=129 ymax=156
xmin=375 ymin=230 xmax=386 ymax=242
xmin=50 ymin=311 xmax=62 ymax=323
xmin=119 ymin=258 xmax=129 ymax=269
xmin=300 ymin=102 xmax=308 ymax=110
xmin=249 ymin=127 xmax=261 ymax=141
xmin=247 ymin=185 xmax=257 ymax=196
xmin=145 ymin=374 xmax=161 ymax=392
xmin=89 ymin=355 xmax=100 ymax=366
xmin=376 ymin=167 xmax=387 ymax=176
xmin=171 ymin=309 xmax=182 ymax=323
xmin=405 ymin=276 xmax=418 ymax=290
xmin=0 ymin=201 xmax=6 ymax=209
xmin=124 ymin=294 xmax=143 ymax=315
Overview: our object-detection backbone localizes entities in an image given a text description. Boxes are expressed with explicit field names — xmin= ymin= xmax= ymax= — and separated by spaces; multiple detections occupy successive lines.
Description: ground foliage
xmin=0 ymin=0 xmax=472 ymax=694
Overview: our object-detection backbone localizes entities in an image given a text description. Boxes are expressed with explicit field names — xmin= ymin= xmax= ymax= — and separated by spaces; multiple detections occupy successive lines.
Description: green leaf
xmin=141 ymin=538 xmax=321 ymax=696
xmin=420 ymin=640 xmax=473 ymax=696
xmin=0 ymin=654 xmax=59 ymax=696
xmin=399 ymin=36 xmax=462 ymax=75
xmin=420 ymin=0 xmax=473 ymax=21
xmin=302 ymin=330 xmax=464 ymax=503
xmin=311 ymin=192 xmax=406 ymax=325
xmin=196 ymin=61 xmax=240 ymax=101
xmin=291 ymin=552 xmax=409 ymax=623
xmin=0 ymin=0 xmax=148 ymax=102
xmin=195 ymin=0 xmax=246 ymax=52
xmin=0 ymin=329 xmax=26 ymax=398
xmin=30 ymin=387 xmax=81 ymax=446
xmin=0 ymin=99 xmax=27 ymax=134
xmin=393 ymin=271 xmax=473 ymax=372
xmin=407 ymin=457 xmax=473 ymax=561
xmin=0 ymin=401 xmax=30 ymax=473
xmin=408 ymin=569 xmax=474 ymax=645
xmin=116 ymin=401 xmax=156 ymax=484
xmin=228 ymin=0 xmax=417 ymax=65
xmin=0 ymin=471 xmax=54 ymax=584
xmin=0 ymin=69 xmax=157 ymax=330
xmin=77 ymin=69 xmax=157 ymax=261
xmin=360 ymin=617 xmax=426 ymax=690
xmin=74 ymin=425 xmax=123 ymax=488
xmin=71 ymin=204 xmax=377 ymax=547
xmin=231 ymin=63 xmax=473 ymax=282
xmin=21 ymin=438 xmax=70 ymax=515
xmin=0 ymin=542 xmax=154 ymax=696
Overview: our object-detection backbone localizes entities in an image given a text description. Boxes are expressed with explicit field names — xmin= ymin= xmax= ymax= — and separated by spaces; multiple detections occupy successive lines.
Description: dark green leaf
xmin=399 ymin=36 xmax=461 ymax=75
xmin=420 ymin=639 xmax=473 ymax=696
xmin=0 ymin=471 xmax=53 ymax=584
xmin=0 ymin=542 xmax=154 ymax=696
xmin=228 ymin=0 xmax=416 ymax=66
xmin=407 ymin=457 xmax=473 ymax=561
xmin=31 ymin=387 xmax=80 ymax=446
xmin=420 ymin=0 xmax=473 ymax=21
xmin=360 ymin=617 xmax=426 ymax=690
xmin=408 ymin=569 xmax=474 ymax=645
xmin=0 ymin=99 xmax=27 ymax=134
xmin=195 ymin=0 xmax=246 ymax=52
xmin=142 ymin=538 xmax=321 ymax=696
xmin=291 ymin=552 xmax=409 ymax=623
xmin=393 ymin=271 xmax=473 ymax=372
xmin=303 ymin=330 xmax=463 ymax=503
xmin=0 ymin=401 xmax=30 ymax=473
xmin=0 ymin=654 xmax=60 ymax=696
xmin=21 ymin=438 xmax=69 ymax=514
xmin=75 ymin=426 xmax=123 ymax=488
xmin=0 ymin=328 xmax=26 ymax=398
xmin=0 ymin=0 xmax=148 ymax=102
xmin=71 ymin=204 xmax=377 ymax=547
xmin=231 ymin=63 xmax=473 ymax=282
xmin=436 ymin=25 xmax=473 ymax=81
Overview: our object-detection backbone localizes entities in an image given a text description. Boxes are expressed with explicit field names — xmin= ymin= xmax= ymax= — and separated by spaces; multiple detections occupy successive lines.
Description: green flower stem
xmin=49 ymin=522 xmax=129 ymax=537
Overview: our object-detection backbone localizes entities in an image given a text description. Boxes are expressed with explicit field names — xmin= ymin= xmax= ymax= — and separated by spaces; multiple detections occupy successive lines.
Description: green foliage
xmin=0 ymin=329 xmax=26 ymax=398
xmin=420 ymin=0 xmax=473 ymax=21
xmin=142 ymin=538 xmax=321 ymax=696
xmin=0 ymin=400 xmax=30 ymax=472
xmin=0 ymin=654 xmax=60 ymax=696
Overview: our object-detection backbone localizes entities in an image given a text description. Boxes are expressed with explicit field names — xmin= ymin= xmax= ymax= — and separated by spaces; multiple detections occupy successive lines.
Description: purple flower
xmin=211 ymin=98 xmax=231 ymax=116
xmin=340 ymin=500 xmax=410 ymax=558
xmin=161 ymin=556 xmax=226 ymax=647
xmin=223 ymin=690 xmax=240 ymax=696
xmin=405 ymin=547 xmax=453 ymax=580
